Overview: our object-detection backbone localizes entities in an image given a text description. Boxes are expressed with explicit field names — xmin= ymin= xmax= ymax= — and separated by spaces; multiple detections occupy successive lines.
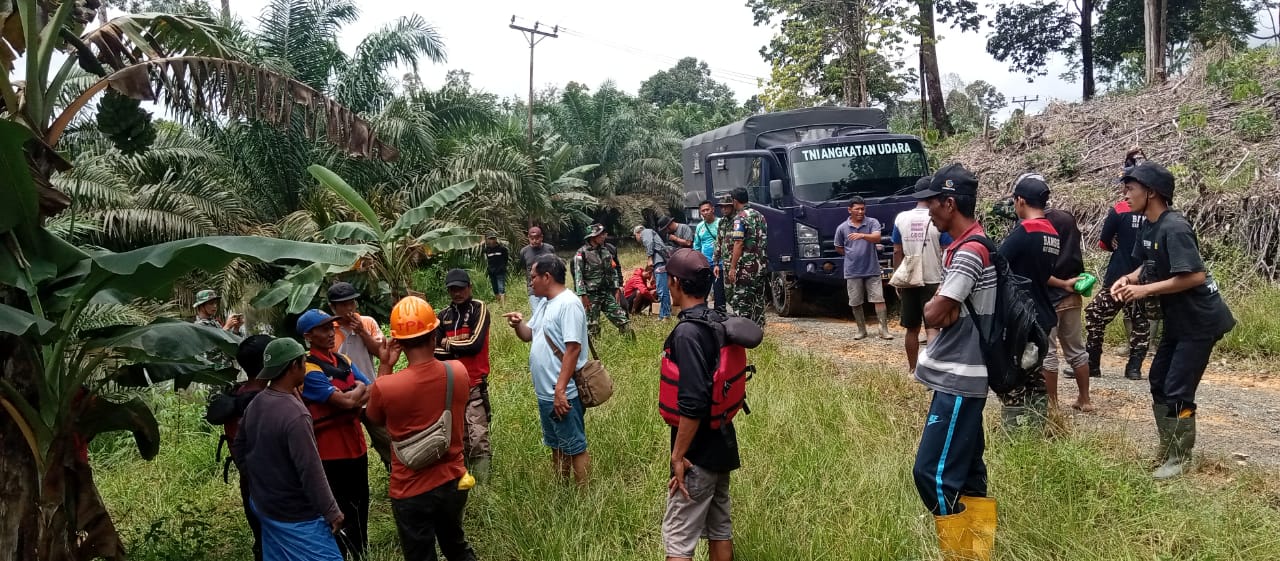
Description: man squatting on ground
xmin=910 ymin=164 xmax=998 ymax=561
xmin=433 ymin=269 xmax=495 ymax=482
xmin=660 ymin=249 xmax=761 ymax=561
xmin=235 ymin=337 xmax=345 ymax=561
xmin=1111 ymin=162 xmax=1235 ymax=479
xmin=1085 ymin=149 xmax=1153 ymax=380
xmin=368 ymin=296 xmax=477 ymax=561
xmin=503 ymin=254 xmax=592 ymax=484
xmin=891 ymin=176 xmax=951 ymax=371
xmin=297 ymin=309 xmax=373 ymax=559
xmin=836 ymin=195 xmax=894 ymax=340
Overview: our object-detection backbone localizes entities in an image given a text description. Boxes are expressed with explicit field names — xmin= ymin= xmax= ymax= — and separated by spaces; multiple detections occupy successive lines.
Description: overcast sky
xmin=224 ymin=0 xmax=1080 ymax=116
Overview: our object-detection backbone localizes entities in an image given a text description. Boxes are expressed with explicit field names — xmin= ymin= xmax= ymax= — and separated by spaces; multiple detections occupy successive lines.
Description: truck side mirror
xmin=769 ymin=179 xmax=783 ymax=201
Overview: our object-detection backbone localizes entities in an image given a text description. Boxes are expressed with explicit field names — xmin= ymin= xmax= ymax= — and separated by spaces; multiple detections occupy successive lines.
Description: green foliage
xmin=638 ymin=57 xmax=737 ymax=112
xmin=1177 ymin=103 xmax=1209 ymax=129
xmin=1207 ymin=48 xmax=1277 ymax=101
xmin=1055 ymin=139 xmax=1083 ymax=177
xmin=1232 ymin=108 xmax=1273 ymax=142
xmin=1094 ymin=0 xmax=1256 ymax=81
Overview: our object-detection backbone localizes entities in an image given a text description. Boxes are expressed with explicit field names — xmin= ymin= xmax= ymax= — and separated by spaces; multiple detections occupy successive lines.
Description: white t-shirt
xmin=527 ymin=289 xmax=588 ymax=402
xmin=893 ymin=207 xmax=946 ymax=284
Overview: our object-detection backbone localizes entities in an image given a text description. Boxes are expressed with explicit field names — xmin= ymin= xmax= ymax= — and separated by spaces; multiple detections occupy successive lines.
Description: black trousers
xmin=390 ymin=478 xmax=476 ymax=561
xmin=712 ymin=272 xmax=727 ymax=313
xmin=912 ymin=391 xmax=988 ymax=515
xmin=323 ymin=455 xmax=370 ymax=559
xmin=1148 ymin=333 xmax=1221 ymax=414
xmin=237 ymin=468 xmax=263 ymax=561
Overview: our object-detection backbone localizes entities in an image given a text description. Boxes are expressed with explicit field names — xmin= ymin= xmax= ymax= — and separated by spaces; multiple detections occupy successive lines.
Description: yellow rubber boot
xmin=933 ymin=511 xmax=973 ymax=561
xmin=958 ymin=496 xmax=996 ymax=561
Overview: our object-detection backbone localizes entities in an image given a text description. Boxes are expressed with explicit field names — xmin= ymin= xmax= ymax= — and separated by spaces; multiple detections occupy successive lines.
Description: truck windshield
xmin=789 ymin=140 xmax=928 ymax=203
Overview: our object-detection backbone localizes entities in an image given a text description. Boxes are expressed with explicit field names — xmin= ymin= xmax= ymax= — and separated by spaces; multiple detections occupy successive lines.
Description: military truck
xmin=681 ymin=107 xmax=929 ymax=316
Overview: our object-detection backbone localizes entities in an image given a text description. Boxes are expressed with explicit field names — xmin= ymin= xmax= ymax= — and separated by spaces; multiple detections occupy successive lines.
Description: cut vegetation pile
xmin=942 ymin=45 xmax=1280 ymax=283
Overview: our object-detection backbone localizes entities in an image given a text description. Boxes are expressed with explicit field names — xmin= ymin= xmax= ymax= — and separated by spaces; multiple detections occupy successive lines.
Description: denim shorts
xmin=537 ymin=397 xmax=587 ymax=455
xmin=488 ymin=272 xmax=507 ymax=295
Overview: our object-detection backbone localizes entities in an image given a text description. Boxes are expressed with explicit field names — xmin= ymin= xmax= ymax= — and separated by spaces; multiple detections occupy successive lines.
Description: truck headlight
xmin=796 ymin=224 xmax=821 ymax=258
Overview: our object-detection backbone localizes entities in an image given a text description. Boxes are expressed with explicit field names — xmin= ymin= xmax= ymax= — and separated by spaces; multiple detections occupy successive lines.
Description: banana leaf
xmin=76 ymin=395 xmax=161 ymax=460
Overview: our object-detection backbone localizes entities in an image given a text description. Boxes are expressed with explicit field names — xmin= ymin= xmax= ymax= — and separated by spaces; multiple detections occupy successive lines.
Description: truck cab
xmin=682 ymin=107 xmax=929 ymax=316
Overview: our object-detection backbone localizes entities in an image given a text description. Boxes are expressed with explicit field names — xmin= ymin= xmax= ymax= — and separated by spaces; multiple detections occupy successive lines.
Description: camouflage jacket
xmin=572 ymin=243 xmax=623 ymax=292
xmin=729 ymin=207 xmax=768 ymax=278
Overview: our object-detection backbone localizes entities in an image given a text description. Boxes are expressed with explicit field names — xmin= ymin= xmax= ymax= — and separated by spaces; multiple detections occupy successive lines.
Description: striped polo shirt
xmin=914 ymin=222 xmax=997 ymax=398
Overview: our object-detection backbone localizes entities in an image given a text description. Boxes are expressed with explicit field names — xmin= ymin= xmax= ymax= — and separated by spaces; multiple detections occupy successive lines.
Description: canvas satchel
xmin=391 ymin=362 xmax=455 ymax=471
xmin=545 ymin=332 xmax=614 ymax=408
xmin=889 ymin=219 xmax=932 ymax=289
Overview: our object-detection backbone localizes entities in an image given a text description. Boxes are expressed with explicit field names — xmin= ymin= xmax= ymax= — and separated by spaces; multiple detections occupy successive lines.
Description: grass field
xmin=94 ymin=264 xmax=1280 ymax=561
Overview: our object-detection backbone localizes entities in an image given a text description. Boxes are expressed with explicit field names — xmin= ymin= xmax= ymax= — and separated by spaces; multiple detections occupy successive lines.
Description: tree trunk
xmin=0 ymin=326 xmax=41 ymax=561
xmin=221 ymin=0 xmax=232 ymax=22
xmin=1145 ymin=0 xmax=1168 ymax=85
xmin=918 ymin=0 xmax=953 ymax=136
xmin=1081 ymin=0 xmax=1096 ymax=100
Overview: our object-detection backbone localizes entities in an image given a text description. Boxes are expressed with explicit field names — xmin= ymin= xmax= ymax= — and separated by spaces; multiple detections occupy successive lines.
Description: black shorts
xmin=898 ymin=283 xmax=939 ymax=329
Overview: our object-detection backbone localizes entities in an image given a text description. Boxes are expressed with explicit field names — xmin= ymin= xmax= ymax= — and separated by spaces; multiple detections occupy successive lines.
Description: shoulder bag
xmin=544 ymin=332 xmax=613 ymax=408
xmin=391 ymin=362 xmax=456 ymax=470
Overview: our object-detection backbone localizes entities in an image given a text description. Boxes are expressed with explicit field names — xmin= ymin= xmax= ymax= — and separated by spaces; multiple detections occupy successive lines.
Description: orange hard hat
xmin=390 ymin=296 xmax=439 ymax=339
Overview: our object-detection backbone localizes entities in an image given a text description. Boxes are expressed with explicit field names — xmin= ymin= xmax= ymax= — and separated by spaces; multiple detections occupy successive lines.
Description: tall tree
xmin=916 ymin=0 xmax=982 ymax=136
xmin=987 ymin=0 xmax=1099 ymax=100
xmin=750 ymin=0 xmax=911 ymax=108
xmin=638 ymin=57 xmax=737 ymax=111
xmin=1094 ymin=0 xmax=1255 ymax=86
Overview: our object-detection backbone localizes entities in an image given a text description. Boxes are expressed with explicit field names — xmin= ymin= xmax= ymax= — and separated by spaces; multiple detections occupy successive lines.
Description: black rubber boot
xmin=1124 ymin=354 xmax=1144 ymax=380
xmin=1154 ymin=413 xmax=1196 ymax=479
xmin=1152 ymin=403 xmax=1172 ymax=464
xmin=1088 ymin=350 xmax=1102 ymax=378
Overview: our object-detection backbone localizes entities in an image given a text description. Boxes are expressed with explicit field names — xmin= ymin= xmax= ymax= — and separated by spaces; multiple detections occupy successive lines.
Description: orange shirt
xmin=366 ymin=360 xmax=469 ymax=499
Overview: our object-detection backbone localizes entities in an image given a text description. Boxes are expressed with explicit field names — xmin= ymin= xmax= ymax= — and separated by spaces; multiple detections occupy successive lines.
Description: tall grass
xmin=95 ymin=253 xmax=1280 ymax=560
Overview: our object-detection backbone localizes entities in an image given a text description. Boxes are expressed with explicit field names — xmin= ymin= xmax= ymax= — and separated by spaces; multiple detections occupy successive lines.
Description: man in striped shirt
xmin=910 ymin=164 xmax=998 ymax=561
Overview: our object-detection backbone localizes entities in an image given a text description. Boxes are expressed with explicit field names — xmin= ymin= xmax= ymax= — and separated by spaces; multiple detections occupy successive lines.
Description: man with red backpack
xmin=659 ymin=248 xmax=763 ymax=561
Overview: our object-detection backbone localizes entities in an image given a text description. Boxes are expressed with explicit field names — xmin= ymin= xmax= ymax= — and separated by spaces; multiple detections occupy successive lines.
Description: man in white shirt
xmin=891 ymin=177 xmax=952 ymax=371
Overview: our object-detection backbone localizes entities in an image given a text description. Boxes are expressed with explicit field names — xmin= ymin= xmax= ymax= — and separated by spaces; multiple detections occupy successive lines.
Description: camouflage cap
xmin=584 ymin=223 xmax=606 ymax=240
xmin=193 ymin=289 xmax=220 ymax=308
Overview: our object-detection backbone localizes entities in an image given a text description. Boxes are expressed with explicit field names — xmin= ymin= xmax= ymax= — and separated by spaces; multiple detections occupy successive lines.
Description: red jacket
xmin=623 ymin=268 xmax=656 ymax=299
xmin=434 ymin=299 xmax=491 ymax=387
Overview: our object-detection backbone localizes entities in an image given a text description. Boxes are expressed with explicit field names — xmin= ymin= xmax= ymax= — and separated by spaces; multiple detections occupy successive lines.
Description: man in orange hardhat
xmin=367 ymin=296 xmax=477 ymax=561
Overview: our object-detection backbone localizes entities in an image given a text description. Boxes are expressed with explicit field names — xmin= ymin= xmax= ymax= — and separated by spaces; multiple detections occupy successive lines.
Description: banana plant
xmin=0 ymin=121 xmax=366 ymax=560
xmin=307 ymin=164 xmax=482 ymax=301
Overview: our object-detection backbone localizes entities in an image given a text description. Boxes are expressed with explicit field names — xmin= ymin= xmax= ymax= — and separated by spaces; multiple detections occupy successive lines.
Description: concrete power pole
xmin=509 ymin=16 xmax=558 ymax=148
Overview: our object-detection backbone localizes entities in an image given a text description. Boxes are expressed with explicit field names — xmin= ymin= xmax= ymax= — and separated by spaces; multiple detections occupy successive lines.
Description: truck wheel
xmin=770 ymin=272 xmax=804 ymax=317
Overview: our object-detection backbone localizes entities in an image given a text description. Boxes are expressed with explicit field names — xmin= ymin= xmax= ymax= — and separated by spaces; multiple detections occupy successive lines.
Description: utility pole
xmin=510 ymin=16 xmax=558 ymax=148
xmin=1011 ymin=95 xmax=1039 ymax=114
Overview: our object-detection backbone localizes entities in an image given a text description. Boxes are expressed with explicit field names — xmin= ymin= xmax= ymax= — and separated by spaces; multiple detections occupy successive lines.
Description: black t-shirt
xmin=485 ymin=244 xmax=509 ymax=274
xmin=1132 ymin=210 xmax=1235 ymax=338
xmin=998 ymin=217 xmax=1060 ymax=329
xmin=664 ymin=304 xmax=740 ymax=473
xmin=1100 ymin=200 xmax=1144 ymax=286
xmin=1045 ymin=209 xmax=1084 ymax=305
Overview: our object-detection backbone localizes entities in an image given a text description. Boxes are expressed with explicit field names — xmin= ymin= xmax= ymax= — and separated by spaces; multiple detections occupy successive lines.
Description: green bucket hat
xmin=193 ymin=289 xmax=220 ymax=308
xmin=257 ymin=338 xmax=306 ymax=380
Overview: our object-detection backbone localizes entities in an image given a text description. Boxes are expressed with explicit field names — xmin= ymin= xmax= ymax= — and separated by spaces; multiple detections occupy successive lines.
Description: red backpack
xmin=659 ymin=311 xmax=761 ymax=429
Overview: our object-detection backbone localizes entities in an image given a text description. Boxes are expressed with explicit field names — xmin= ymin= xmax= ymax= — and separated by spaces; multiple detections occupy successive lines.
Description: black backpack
xmin=956 ymin=235 xmax=1049 ymax=396
xmin=204 ymin=383 xmax=261 ymax=482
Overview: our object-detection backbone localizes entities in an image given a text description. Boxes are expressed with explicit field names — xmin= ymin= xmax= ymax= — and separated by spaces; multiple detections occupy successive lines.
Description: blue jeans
xmin=537 ymin=397 xmax=588 ymax=455
xmin=488 ymin=272 xmax=507 ymax=296
xmin=654 ymin=270 xmax=671 ymax=319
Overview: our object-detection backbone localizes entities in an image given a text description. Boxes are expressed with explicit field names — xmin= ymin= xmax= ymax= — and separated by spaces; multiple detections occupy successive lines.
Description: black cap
xmin=913 ymin=176 xmax=934 ymax=193
xmin=445 ymin=269 xmax=471 ymax=288
xmin=731 ymin=187 xmax=750 ymax=203
xmin=666 ymin=248 xmax=711 ymax=280
xmin=1122 ymin=162 xmax=1175 ymax=202
xmin=235 ymin=334 xmax=274 ymax=376
xmin=1011 ymin=173 xmax=1051 ymax=205
xmin=326 ymin=281 xmax=360 ymax=303
xmin=915 ymin=163 xmax=978 ymax=199
xmin=658 ymin=216 xmax=674 ymax=230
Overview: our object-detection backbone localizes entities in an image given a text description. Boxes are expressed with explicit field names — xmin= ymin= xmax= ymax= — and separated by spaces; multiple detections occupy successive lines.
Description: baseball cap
xmin=915 ymin=163 xmax=978 ymax=199
xmin=1121 ymin=162 xmax=1175 ymax=202
xmin=236 ymin=334 xmax=273 ymax=376
xmin=326 ymin=281 xmax=360 ymax=303
xmin=584 ymin=223 xmax=606 ymax=240
xmin=193 ymin=289 xmax=220 ymax=308
xmin=256 ymin=337 xmax=306 ymax=380
xmin=913 ymin=176 xmax=934 ymax=193
xmin=666 ymin=248 xmax=711 ymax=280
xmin=445 ymin=269 xmax=472 ymax=288
xmin=1011 ymin=173 xmax=1051 ymax=205
xmin=295 ymin=309 xmax=336 ymax=335
xmin=731 ymin=187 xmax=750 ymax=203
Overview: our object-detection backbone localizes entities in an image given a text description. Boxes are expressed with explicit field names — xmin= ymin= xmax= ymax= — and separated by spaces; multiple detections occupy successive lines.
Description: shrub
xmin=1233 ymin=108 xmax=1273 ymax=142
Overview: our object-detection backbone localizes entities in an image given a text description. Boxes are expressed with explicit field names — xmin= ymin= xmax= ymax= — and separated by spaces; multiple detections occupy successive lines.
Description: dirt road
xmin=767 ymin=314 xmax=1280 ymax=470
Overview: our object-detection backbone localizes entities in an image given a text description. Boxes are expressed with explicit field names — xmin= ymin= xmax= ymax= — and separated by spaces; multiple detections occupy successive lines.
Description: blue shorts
xmin=537 ymin=397 xmax=587 ymax=455
xmin=488 ymin=272 xmax=507 ymax=295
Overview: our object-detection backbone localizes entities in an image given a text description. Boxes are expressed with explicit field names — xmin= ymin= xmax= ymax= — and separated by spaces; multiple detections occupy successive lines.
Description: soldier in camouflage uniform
xmin=724 ymin=188 xmax=769 ymax=328
xmin=573 ymin=224 xmax=634 ymax=339
xmin=192 ymin=289 xmax=244 ymax=368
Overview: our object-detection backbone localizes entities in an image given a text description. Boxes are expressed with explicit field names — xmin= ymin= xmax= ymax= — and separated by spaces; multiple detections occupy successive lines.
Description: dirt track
xmin=767 ymin=313 xmax=1280 ymax=471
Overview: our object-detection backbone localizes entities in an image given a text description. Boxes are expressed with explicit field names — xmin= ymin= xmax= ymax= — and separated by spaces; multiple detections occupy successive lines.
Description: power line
xmin=510 ymin=15 xmax=559 ymax=148
xmin=1011 ymin=95 xmax=1040 ymax=113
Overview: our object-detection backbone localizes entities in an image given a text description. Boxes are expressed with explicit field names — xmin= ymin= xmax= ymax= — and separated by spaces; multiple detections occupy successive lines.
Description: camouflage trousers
xmin=728 ymin=276 xmax=768 ymax=328
xmin=585 ymin=287 xmax=631 ymax=338
xmin=1085 ymin=285 xmax=1151 ymax=360
xmin=464 ymin=379 xmax=491 ymax=460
